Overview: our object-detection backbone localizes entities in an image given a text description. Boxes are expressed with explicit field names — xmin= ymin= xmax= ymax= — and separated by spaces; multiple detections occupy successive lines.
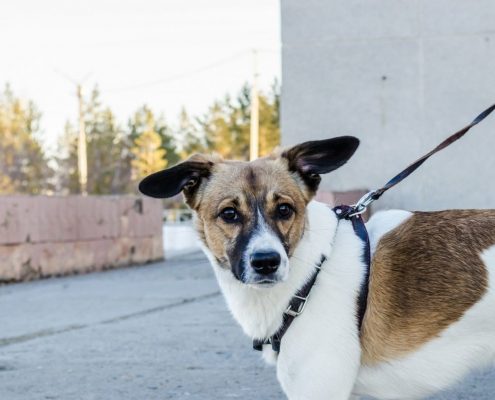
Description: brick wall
xmin=0 ymin=196 xmax=164 ymax=282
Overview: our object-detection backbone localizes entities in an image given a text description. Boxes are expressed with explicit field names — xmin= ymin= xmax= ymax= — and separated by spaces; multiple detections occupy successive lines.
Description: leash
xmin=253 ymin=103 xmax=495 ymax=354
xmin=342 ymin=103 xmax=495 ymax=218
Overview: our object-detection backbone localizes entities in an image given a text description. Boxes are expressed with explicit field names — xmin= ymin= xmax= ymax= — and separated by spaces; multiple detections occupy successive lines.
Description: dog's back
xmin=356 ymin=210 xmax=495 ymax=398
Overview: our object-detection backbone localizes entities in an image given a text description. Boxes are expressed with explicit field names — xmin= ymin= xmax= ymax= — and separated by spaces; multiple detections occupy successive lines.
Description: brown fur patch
xmin=361 ymin=210 xmax=495 ymax=364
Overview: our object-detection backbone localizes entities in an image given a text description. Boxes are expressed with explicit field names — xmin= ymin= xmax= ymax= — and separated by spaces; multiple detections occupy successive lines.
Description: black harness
xmin=253 ymin=103 xmax=495 ymax=354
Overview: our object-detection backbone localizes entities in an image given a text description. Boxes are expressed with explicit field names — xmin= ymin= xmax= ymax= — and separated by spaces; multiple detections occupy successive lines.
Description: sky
xmin=0 ymin=0 xmax=281 ymax=151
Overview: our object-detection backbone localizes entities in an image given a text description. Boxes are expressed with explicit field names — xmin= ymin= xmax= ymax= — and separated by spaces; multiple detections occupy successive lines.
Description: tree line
xmin=0 ymin=81 xmax=280 ymax=195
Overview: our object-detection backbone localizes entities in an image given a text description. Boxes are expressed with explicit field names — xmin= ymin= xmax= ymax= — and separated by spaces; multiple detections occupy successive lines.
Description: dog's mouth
xmin=247 ymin=279 xmax=278 ymax=288
xmin=243 ymin=272 xmax=288 ymax=288
xmin=252 ymin=278 xmax=277 ymax=285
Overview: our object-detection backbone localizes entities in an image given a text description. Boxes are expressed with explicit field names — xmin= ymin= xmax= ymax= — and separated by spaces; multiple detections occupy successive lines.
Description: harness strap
xmin=253 ymin=254 xmax=327 ymax=352
xmin=333 ymin=205 xmax=370 ymax=330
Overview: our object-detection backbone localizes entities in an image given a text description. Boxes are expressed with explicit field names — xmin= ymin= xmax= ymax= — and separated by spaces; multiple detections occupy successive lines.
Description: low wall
xmin=0 ymin=196 xmax=164 ymax=282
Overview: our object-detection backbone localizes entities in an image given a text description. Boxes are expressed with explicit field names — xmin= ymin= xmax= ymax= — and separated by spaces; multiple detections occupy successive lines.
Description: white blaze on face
xmin=242 ymin=209 xmax=289 ymax=284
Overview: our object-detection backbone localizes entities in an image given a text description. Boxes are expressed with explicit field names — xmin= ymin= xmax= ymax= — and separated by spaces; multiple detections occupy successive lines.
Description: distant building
xmin=281 ymin=0 xmax=495 ymax=211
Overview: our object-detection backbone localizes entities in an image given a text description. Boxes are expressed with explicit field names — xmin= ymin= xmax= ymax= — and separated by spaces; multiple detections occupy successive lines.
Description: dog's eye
xmin=277 ymin=203 xmax=293 ymax=219
xmin=220 ymin=207 xmax=239 ymax=223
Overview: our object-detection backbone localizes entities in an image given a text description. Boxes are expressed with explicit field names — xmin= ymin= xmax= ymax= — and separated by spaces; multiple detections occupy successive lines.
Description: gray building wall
xmin=281 ymin=0 xmax=495 ymax=211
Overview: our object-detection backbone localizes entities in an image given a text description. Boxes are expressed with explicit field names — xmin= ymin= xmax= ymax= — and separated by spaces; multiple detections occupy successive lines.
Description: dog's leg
xmin=276 ymin=331 xmax=361 ymax=400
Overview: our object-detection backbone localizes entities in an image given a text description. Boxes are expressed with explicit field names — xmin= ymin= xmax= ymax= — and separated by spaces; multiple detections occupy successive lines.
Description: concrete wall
xmin=281 ymin=0 xmax=495 ymax=211
xmin=0 ymin=196 xmax=164 ymax=282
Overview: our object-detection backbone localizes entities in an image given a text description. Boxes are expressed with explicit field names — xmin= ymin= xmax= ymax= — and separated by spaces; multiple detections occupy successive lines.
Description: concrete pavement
xmin=0 ymin=252 xmax=494 ymax=399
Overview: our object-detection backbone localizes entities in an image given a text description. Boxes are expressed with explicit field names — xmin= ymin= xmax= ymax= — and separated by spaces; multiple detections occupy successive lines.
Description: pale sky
xmin=0 ymin=0 xmax=281 ymax=151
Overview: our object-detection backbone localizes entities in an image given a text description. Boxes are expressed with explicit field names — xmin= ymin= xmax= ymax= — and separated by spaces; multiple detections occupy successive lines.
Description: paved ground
xmin=0 ymin=252 xmax=494 ymax=400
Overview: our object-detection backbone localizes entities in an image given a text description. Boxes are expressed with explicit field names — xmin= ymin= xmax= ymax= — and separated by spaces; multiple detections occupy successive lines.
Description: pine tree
xmin=258 ymin=80 xmax=280 ymax=156
xmin=198 ymin=100 xmax=236 ymax=158
xmin=54 ymin=121 xmax=79 ymax=194
xmin=178 ymin=107 xmax=205 ymax=158
xmin=53 ymin=81 xmax=281 ymax=194
xmin=0 ymin=84 xmax=52 ymax=194
xmin=129 ymin=105 xmax=179 ymax=167
xmin=55 ymin=86 xmax=133 ymax=194
xmin=131 ymin=110 xmax=167 ymax=180
xmin=193 ymin=81 xmax=280 ymax=160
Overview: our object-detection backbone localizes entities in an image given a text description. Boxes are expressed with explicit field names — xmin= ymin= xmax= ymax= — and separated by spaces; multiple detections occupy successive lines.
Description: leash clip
xmin=347 ymin=190 xmax=377 ymax=217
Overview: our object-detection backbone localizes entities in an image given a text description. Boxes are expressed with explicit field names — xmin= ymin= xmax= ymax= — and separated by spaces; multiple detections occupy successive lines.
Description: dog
xmin=139 ymin=137 xmax=495 ymax=400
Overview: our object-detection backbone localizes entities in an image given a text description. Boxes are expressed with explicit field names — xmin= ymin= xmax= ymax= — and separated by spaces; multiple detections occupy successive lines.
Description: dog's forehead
xmin=199 ymin=158 xmax=302 ymax=206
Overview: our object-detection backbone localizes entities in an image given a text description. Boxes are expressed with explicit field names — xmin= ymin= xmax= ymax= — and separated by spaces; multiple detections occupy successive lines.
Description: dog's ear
xmin=282 ymin=136 xmax=359 ymax=193
xmin=138 ymin=154 xmax=215 ymax=208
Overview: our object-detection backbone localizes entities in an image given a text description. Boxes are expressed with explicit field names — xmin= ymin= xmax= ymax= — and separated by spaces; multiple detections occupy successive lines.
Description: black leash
xmin=253 ymin=103 xmax=495 ymax=354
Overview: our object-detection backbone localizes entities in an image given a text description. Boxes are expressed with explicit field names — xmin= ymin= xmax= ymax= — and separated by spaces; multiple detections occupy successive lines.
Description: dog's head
xmin=139 ymin=137 xmax=359 ymax=287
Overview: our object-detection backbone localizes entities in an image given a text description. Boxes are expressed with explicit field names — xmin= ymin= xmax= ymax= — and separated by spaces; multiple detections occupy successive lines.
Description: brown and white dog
xmin=139 ymin=137 xmax=495 ymax=400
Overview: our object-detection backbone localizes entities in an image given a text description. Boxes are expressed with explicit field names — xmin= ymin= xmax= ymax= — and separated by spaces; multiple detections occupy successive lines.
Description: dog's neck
xmin=201 ymin=201 xmax=339 ymax=339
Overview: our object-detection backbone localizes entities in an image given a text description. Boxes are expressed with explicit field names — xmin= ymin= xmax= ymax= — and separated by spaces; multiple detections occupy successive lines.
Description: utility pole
xmin=76 ymin=84 xmax=88 ymax=195
xmin=249 ymin=49 xmax=259 ymax=161
xmin=55 ymin=69 xmax=90 ymax=195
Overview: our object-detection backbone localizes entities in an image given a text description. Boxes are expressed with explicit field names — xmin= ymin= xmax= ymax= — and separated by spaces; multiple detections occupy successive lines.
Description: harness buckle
xmin=284 ymin=294 xmax=308 ymax=317
xmin=347 ymin=190 xmax=377 ymax=217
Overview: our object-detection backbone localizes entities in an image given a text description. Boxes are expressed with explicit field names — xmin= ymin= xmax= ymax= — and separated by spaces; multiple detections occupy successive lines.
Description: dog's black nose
xmin=250 ymin=251 xmax=281 ymax=275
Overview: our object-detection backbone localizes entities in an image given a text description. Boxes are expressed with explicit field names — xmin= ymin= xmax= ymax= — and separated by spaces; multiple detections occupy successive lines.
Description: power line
xmin=106 ymin=50 xmax=250 ymax=93
xmin=54 ymin=69 xmax=92 ymax=88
